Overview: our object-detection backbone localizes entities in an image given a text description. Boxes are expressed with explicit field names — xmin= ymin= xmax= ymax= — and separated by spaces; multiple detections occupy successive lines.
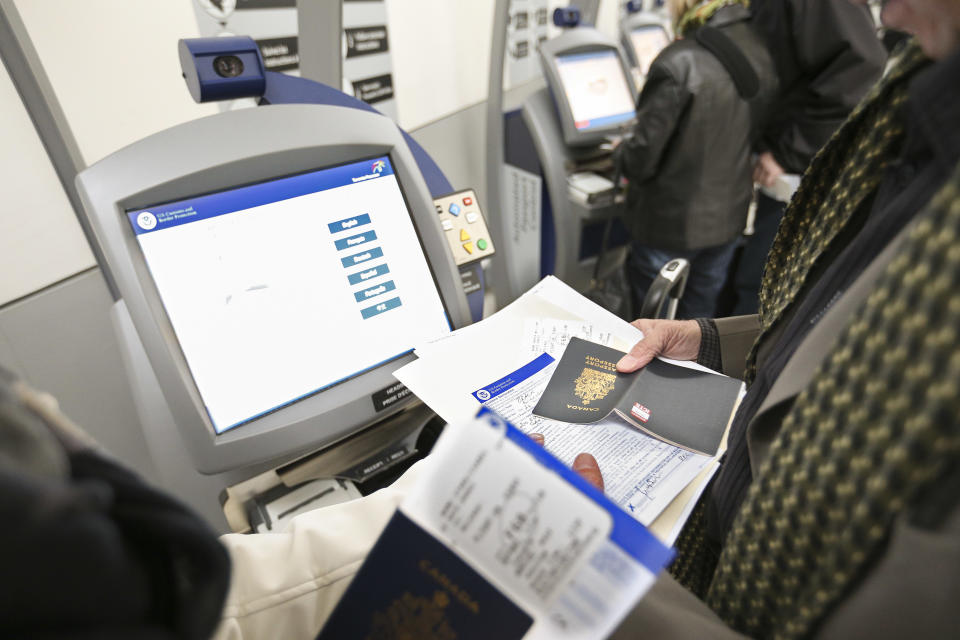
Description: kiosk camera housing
xmin=179 ymin=36 xmax=266 ymax=103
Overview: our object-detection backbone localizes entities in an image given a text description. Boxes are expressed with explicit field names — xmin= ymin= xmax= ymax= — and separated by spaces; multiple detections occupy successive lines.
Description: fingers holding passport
xmin=617 ymin=319 xmax=702 ymax=373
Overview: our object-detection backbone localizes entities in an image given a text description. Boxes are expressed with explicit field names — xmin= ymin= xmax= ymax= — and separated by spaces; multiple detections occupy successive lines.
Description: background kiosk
xmin=497 ymin=25 xmax=637 ymax=300
xmin=76 ymin=104 xmax=472 ymax=533
xmin=620 ymin=10 xmax=672 ymax=88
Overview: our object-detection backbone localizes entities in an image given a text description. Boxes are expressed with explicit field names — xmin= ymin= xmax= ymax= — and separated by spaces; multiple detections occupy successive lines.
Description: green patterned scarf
xmin=745 ymin=42 xmax=930 ymax=384
xmin=704 ymin=160 xmax=960 ymax=638
xmin=676 ymin=0 xmax=749 ymax=37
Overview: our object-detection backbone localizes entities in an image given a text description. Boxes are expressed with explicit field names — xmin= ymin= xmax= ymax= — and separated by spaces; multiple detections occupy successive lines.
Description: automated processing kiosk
xmin=620 ymin=7 xmax=672 ymax=88
xmin=76 ymin=52 xmax=476 ymax=533
xmin=507 ymin=25 xmax=638 ymax=295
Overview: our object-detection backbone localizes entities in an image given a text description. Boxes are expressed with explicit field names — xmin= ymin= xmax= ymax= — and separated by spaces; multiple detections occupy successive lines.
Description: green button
xmin=477 ymin=238 xmax=488 ymax=251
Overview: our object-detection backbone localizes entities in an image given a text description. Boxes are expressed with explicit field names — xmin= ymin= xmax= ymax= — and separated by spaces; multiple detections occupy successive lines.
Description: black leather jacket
xmin=617 ymin=5 xmax=777 ymax=252
xmin=751 ymin=0 xmax=885 ymax=174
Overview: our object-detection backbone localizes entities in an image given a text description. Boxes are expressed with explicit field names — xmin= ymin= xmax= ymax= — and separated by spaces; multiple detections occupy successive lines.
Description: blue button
xmin=340 ymin=246 xmax=384 ymax=268
xmin=334 ymin=230 xmax=378 ymax=251
xmin=448 ymin=203 xmax=461 ymax=216
xmin=360 ymin=296 xmax=402 ymax=319
xmin=347 ymin=263 xmax=390 ymax=285
xmin=354 ymin=280 xmax=397 ymax=302
xmin=328 ymin=213 xmax=371 ymax=234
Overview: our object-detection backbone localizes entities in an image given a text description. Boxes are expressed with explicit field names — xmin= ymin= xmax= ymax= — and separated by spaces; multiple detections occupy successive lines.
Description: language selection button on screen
xmin=361 ymin=296 xmax=403 ymax=319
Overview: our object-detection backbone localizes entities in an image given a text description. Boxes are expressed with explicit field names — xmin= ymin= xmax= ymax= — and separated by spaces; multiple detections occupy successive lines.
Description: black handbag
xmin=585 ymin=213 xmax=633 ymax=321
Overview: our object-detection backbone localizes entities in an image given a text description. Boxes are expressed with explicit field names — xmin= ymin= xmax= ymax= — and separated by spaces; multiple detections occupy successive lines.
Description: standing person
xmin=608 ymin=0 xmax=960 ymax=635
xmin=731 ymin=0 xmax=886 ymax=315
xmin=615 ymin=0 xmax=777 ymax=319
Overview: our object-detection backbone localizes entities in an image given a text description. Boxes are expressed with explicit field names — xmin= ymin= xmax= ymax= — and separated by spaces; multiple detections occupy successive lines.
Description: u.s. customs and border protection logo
xmin=574 ymin=368 xmax=616 ymax=405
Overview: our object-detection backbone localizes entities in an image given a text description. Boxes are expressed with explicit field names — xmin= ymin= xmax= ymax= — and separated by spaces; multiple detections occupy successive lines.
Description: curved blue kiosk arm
xmin=260 ymin=72 xmax=453 ymax=198
xmin=179 ymin=37 xmax=484 ymax=322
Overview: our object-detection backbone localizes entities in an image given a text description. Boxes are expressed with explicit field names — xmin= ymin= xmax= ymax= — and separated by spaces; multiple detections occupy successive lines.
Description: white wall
xmin=387 ymin=0 xmax=496 ymax=129
xmin=0 ymin=62 xmax=94 ymax=305
xmin=14 ymin=0 xmax=217 ymax=166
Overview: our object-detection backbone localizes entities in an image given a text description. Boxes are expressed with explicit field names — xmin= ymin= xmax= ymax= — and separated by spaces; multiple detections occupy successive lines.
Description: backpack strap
xmin=694 ymin=26 xmax=759 ymax=99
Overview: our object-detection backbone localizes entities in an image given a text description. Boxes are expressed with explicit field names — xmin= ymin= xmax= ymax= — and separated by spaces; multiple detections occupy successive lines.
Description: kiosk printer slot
xmin=76 ymin=104 xmax=472 ymax=532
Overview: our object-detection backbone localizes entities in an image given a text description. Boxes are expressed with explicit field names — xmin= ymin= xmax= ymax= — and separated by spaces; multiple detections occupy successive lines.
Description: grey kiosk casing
xmin=509 ymin=28 xmax=636 ymax=295
xmin=76 ymin=104 xmax=471 ymax=531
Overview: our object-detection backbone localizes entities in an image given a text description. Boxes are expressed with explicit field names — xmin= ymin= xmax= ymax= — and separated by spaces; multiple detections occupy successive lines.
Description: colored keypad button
xmin=465 ymin=212 xmax=478 ymax=224
xmin=459 ymin=229 xmax=470 ymax=242
xmin=441 ymin=219 xmax=454 ymax=231
xmin=448 ymin=203 xmax=461 ymax=216
xmin=462 ymin=242 xmax=474 ymax=254
xmin=463 ymin=196 xmax=473 ymax=206
xmin=477 ymin=238 xmax=488 ymax=251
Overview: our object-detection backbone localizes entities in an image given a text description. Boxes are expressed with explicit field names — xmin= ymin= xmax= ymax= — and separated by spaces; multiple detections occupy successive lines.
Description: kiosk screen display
xmin=555 ymin=50 xmax=636 ymax=131
xmin=630 ymin=26 xmax=670 ymax=76
xmin=126 ymin=155 xmax=451 ymax=434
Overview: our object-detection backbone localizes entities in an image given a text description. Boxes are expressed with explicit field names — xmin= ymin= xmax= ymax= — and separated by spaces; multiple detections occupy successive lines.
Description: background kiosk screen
xmin=630 ymin=26 xmax=670 ymax=76
xmin=126 ymin=155 xmax=451 ymax=434
xmin=555 ymin=50 xmax=636 ymax=131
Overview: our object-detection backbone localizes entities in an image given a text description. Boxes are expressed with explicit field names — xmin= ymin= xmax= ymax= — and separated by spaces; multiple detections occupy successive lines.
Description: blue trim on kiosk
xmin=259 ymin=72 xmax=452 ymax=199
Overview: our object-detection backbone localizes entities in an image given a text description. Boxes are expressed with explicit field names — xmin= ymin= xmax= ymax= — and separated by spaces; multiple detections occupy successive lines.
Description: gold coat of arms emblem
xmin=574 ymin=368 xmax=616 ymax=405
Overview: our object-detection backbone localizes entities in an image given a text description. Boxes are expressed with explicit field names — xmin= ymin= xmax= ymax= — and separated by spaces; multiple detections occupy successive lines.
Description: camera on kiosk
xmin=552 ymin=6 xmax=582 ymax=28
xmin=178 ymin=36 xmax=266 ymax=103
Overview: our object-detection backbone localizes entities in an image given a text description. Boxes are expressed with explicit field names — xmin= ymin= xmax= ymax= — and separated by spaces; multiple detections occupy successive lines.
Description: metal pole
xmin=0 ymin=0 xmax=120 ymax=300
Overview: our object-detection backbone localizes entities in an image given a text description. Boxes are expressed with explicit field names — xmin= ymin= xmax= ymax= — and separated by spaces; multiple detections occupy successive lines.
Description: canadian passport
xmin=317 ymin=510 xmax=532 ymax=639
xmin=532 ymin=337 xmax=742 ymax=456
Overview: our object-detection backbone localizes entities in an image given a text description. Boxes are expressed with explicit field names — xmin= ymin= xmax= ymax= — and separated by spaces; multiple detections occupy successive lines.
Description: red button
xmin=463 ymin=196 xmax=473 ymax=206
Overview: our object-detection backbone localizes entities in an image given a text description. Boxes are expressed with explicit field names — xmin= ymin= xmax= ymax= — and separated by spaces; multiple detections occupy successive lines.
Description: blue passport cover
xmin=316 ymin=509 xmax=533 ymax=639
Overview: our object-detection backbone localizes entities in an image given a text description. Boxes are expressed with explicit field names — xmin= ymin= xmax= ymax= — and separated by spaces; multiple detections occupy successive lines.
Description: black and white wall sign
xmin=351 ymin=73 xmax=395 ymax=105
xmin=343 ymin=0 xmax=397 ymax=119
xmin=256 ymin=35 xmax=299 ymax=72
xmin=345 ymin=25 xmax=390 ymax=58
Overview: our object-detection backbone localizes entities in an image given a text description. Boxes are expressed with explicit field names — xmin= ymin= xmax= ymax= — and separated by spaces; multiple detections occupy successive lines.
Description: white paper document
xmin=401 ymin=410 xmax=673 ymax=639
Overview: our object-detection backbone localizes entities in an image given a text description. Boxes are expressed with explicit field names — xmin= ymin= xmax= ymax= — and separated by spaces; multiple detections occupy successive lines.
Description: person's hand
xmin=529 ymin=433 xmax=604 ymax=492
xmin=616 ymin=318 xmax=701 ymax=373
xmin=753 ymin=151 xmax=784 ymax=188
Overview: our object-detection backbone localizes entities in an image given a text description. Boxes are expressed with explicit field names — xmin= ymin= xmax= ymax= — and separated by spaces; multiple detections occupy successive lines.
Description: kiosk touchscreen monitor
xmin=555 ymin=50 xmax=636 ymax=133
xmin=77 ymin=104 xmax=470 ymax=474
xmin=539 ymin=30 xmax=638 ymax=147
xmin=126 ymin=155 xmax=451 ymax=435
xmin=627 ymin=24 xmax=670 ymax=76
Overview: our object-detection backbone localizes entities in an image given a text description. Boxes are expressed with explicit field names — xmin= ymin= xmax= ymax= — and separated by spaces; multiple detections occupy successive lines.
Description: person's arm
xmin=713 ymin=315 xmax=761 ymax=379
xmin=766 ymin=0 xmax=886 ymax=172
xmin=616 ymin=58 xmax=692 ymax=184
xmin=609 ymin=573 xmax=750 ymax=639
xmin=213 ymin=459 xmax=428 ymax=640
xmin=616 ymin=316 xmax=759 ymax=380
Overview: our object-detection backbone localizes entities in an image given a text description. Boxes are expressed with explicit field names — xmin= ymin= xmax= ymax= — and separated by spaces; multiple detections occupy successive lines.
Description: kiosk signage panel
xmin=126 ymin=155 xmax=451 ymax=434
xmin=554 ymin=50 xmax=635 ymax=132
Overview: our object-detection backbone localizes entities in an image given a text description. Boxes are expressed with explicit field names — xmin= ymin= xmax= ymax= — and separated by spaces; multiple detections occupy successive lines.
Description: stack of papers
xmin=395 ymin=277 xmax=744 ymax=544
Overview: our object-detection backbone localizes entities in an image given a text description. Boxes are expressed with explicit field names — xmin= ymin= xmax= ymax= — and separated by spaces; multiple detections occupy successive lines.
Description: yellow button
xmin=462 ymin=242 xmax=474 ymax=254
xmin=459 ymin=229 xmax=471 ymax=242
